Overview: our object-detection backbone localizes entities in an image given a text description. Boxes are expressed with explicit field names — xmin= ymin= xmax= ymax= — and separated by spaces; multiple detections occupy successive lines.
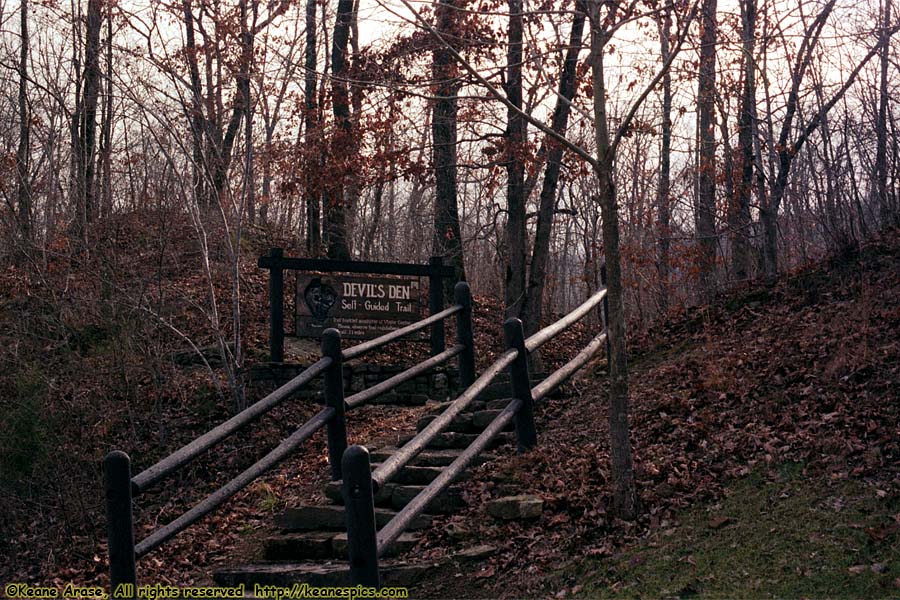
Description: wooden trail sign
xmin=258 ymin=250 xmax=455 ymax=360
xmin=296 ymin=274 xmax=426 ymax=339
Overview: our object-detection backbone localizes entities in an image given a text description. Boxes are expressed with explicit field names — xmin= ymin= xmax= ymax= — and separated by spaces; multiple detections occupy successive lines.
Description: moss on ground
xmin=571 ymin=464 xmax=899 ymax=599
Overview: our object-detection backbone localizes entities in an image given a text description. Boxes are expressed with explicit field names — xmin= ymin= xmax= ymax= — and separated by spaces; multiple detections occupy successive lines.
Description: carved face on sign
xmin=303 ymin=278 xmax=338 ymax=321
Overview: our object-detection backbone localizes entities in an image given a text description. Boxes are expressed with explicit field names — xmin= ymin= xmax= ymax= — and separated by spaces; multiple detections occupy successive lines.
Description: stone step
xmin=265 ymin=531 xmax=420 ymax=561
xmin=331 ymin=531 xmax=419 ymax=558
xmin=323 ymin=481 xmax=464 ymax=513
xmin=472 ymin=409 xmax=516 ymax=431
xmin=476 ymin=374 xmax=548 ymax=400
xmin=486 ymin=397 xmax=517 ymax=410
xmin=274 ymin=505 xmax=431 ymax=532
xmin=390 ymin=484 xmax=465 ymax=513
xmin=395 ymin=430 xmax=514 ymax=450
xmin=264 ymin=531 xmax=335 ymax=561
xmin=371 ymin=463 xmax=469 ymax=486
xmin=368 ymin=447 xmax=496 ymax=467
xmin=369 ymin=392 xmax=429 ymax=406
xmin=425 ymin=400 xmax=487 ymax=416
xmin=213 ymin=560 xmax=431 ymax=589
xmin=415 ymin=412 xmax=478 ymax=434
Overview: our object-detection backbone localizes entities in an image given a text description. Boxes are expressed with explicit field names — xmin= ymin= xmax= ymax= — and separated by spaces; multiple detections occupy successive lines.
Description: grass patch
xmin=573 ymin=465 xmax=899 ymax=598
xmin=0 ymin=368 xmax=50 ymax=486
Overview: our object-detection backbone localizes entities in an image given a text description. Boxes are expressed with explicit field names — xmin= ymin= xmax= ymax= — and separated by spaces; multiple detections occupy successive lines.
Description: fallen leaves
xmin=407 ymin=233 xmax=900 ymax=596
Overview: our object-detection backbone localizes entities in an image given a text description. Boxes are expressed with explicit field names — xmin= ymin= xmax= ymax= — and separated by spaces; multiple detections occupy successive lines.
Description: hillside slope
xmin=405 ymin=231 xmax=900 ymax=598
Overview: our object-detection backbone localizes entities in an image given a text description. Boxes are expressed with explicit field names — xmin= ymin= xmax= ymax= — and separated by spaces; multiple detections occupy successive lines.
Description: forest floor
xmin=0 ymin=220 xmax=898 ymax=598
xmin=405 ymin=231 xmax=900 ymax=598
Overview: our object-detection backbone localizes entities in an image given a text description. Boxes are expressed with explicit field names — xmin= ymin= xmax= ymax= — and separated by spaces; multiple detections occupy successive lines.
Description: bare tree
xmin=15 ymin=0 xmax=31 ymax=246
xmin=761 ymin=0 xmax=895 ymax=276
xmin=522 ymin=0 xmax=587 ymax=337
xmin=504 ymin=0 xmax=527 ymax=318
xmin=303 ymin=0 xmax=322 ymax=253
xmin=875 ymin=0 xmax=893 ymax=224
xmin=695 ymin=0 xmax=717 ymax=300
xmin=432 ymin=0 xmax=466 ymax=290
xmin=324 ymin=0 xmax=354 ymax=259
xmin=732 ymin=0 xmax=756 ymax=281
xmin=74 ymin=0 xmax=102 ymax=237
xmin=656 ymin=6 xmax=673 ymax=314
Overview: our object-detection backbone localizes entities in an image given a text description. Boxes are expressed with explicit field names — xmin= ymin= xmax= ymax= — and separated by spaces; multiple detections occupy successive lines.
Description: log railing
xmin=341 ymin=284 xmax=609 ymax=587
xmin=103 ymin=280 xmax=476 ymax=599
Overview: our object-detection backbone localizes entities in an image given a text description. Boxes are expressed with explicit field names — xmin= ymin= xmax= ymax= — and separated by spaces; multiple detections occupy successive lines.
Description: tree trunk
xmin=504 ymin=0 xmax=527 ymax=319
xmin=695 ymin=0 xmax=718 ymax=301
xmin=262 ymin=125 xmax=273 ymax=227
xmin=16 ymin=0 xmax=31 ymax=246
xmin=522 ymin=1 xmax=586 ymax=337
xmin=77 ymin=0 xmax=102 ymax=233
xmin=732 ymin=0 xmax=755 ymax=281
xmin=875 ymin=0 xmax=891 ymax=224
xmin=182 ymin=0 xmax=206 ymax=208
xmin=589 ymin=0 xmax=637 ymax=520
xmin=239 ymin=0 xmax=255 ymax=226
xmin=303 ymin=0 xmax=321 ymax=254
xmin=432 ymin=0 xmax=466 ymax=294
xmin=656 ymin=8 xmax=672 ymax=315
xmin=324 ymin=0 xmax=354 ymax=260
xmin=99 ymin=9 xmax=113 ymax=219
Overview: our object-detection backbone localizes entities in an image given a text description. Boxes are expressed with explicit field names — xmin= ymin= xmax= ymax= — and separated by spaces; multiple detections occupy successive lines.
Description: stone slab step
xmin=274 ymin=505 xmax=431 ymax=532
xmin=395 ymin=430 xmax=514 ymax=450
xmin=265 ymin=531 xmax=420 ymax=561
xmin=370 ymin=392 xmax=429 ymax=406
xmin=390 ymin=484 xmax=465 ymax=513
xmin=213 ymin=560 xmax=431 ymax=588
xmin=416 ymin=412 xmax=478 ymax=434
xmin=331 ymin=531 xmax=420 ymax=558
xmin=472 ymin=409 xmax=516 ymax=430
xmin=265 ymin=531 xmax=335 ymax=561
xmin=425 ymin=400 xmax=487 ymax=416
xmin=369 ymin=447 xmax=496 ymax=467
xmin=323 ymin=481 xmax=464 ymax=513
xmin=432 ymin=431 xmax=515 ymax=450
xmin=476 ymin=375 xmax=548 ymax=401
xmin=371 ymin=463 xmax=469 ymax=486
xmin=486 ymin=398 xmax=516 ymax=410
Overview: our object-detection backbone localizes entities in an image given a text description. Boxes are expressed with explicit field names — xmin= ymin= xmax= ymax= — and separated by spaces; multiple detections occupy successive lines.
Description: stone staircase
xmin=213 ymin=373 xmax=553 ymax=590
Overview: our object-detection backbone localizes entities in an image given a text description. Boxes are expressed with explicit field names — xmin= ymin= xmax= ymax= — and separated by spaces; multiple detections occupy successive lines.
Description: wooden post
xmin=454 ymin=281 xmax=476 ymax=388
xmin=268 ymin=248 xmax=285 ymax=363
xmin=342 ymin=445 xmax=380 ymax=588
xmin=600 ymin=263 xmax=612 ymax=361
xmin=322 ymin=329 xmax=347 ymax=481
xmin=104 ymin=451 xmax=137 ymax=600
xmin=429 ymin=256 xmax=446 ymax=356
xmin=503 ymin=318 xmax=537 ymax=452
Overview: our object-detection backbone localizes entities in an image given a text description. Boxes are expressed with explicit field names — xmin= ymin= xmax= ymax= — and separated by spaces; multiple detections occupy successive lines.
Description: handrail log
xmin=341 ymin=305 xmax=462 ymax=362
xmin=370 ymin=349 xmax=518 ymax=490
xmin=345 ymin=345 xmax=465 ymax=410
xmin=376 ymin=398 xmax=522 ymax=556
xmin=131 ymin=357 xmax=332 ymax=495
xmin=531 ymin=331 xmax=607 ymax=403
xmin=524 ymin=287 xmax=607 ymax=353
xmin=134 ymin=407 xmax=334 ymax=557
